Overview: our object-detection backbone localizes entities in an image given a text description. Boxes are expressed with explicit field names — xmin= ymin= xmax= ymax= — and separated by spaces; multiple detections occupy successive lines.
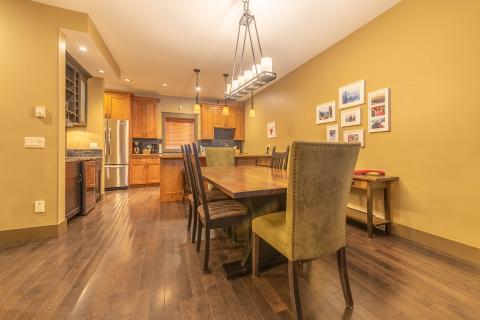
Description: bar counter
xmin=159 ymin=153 xmax=271 ymax=202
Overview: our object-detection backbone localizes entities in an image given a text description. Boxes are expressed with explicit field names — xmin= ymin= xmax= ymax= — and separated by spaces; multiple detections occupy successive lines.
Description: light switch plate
xmin=34 ymin=105 xmax=46 ymax=118
xmin=25 ymin=137 xmax=45 ymax=148
xmin=34 ymin=200 xmax=45 ymax=213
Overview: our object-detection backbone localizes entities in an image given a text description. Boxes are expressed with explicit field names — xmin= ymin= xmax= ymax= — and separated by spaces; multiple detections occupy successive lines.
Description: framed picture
xmin=339 ymin=80 xmax=365 ymax=108
xmin=315 ymin=101 xmax=336 ymax=124
xmin=368 ymin=88 xmax=390 ymax=132
xmin=326 ymin=124 xmax=338 ymax=142
xmin=267 ymin=121 xmax=276 ymax=138
xmin=340 ymin=107 xmax=361 ymax=127
xmin=343 ymin=129 xmax=364 ymax=147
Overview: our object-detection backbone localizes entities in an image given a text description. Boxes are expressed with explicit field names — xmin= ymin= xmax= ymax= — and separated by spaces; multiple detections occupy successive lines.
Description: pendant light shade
xmin=249 ymin=91 xmax=255 ymax=118
xmin=223 ymin=106 xmax=229 ymax=115
xmin=194 ymin=103 xmax=201 ymax=113
xmin=193 ymin=69 xmax=201 ymax=113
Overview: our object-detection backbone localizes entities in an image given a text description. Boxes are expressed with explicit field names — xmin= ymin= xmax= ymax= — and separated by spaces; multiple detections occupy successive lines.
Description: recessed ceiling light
xmin=162 ymin=83 xmax=167 ymax=87
xmin=97 ymin=69 xmax=105 ymax=74
xmin=123 ymin=78 xmax=131 ymax=82
xmin=78 ymin=46 xmax=88 ymax=53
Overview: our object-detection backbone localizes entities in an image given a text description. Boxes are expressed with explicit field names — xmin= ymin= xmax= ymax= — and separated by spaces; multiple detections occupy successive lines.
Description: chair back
xmin=271 ymin=145 xmax=290 ymax=170
xmin=205 ymin=147 xmax=235 ymax=167
xmin=285 ymin=142 xmax=360 ymax=261
xmin=190 ymin=143 xmax=211 ymax=222
xmin=180 ymin=145 xmax=192 ymax=194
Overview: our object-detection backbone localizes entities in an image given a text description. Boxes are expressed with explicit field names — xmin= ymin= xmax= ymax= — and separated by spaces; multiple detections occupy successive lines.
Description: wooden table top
xmin=201 ymin=166 xmax=288 ymax=199
xmin=352 ymin=174 xmax=398 ymax=182
xmin=201 ymin=166 xmax=398 ymax=199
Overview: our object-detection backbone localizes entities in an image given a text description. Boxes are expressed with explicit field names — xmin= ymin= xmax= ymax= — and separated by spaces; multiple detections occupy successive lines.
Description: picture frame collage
xmin=315 ymin=79 xmax=391 ymax=147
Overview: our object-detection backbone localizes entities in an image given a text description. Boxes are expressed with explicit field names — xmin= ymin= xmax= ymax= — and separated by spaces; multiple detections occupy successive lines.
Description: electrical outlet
xmin=34 ymin=201 xmax=45 ymax=213
xmin=89 ymin=142 xmax=98 ymax=149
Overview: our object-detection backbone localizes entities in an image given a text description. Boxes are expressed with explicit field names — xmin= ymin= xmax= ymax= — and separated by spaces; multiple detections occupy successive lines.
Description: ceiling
xmin=36 ymin=0 xmax=401 ymax=99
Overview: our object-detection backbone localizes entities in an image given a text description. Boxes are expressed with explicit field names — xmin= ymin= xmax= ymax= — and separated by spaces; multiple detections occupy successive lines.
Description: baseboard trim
xmin=391 ymin=223 xmax=480 ymax=266
xmin=0 ymin=220 xmax=67 ymax=244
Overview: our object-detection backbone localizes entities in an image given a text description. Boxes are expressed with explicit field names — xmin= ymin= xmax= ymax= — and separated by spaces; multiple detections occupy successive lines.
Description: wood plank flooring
xmin=0 ymin=187 xmax=479 ymax=319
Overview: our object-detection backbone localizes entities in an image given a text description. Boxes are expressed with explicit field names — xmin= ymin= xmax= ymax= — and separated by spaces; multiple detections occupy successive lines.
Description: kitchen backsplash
xmin=66 ymin=149 xmax=103 ymax=157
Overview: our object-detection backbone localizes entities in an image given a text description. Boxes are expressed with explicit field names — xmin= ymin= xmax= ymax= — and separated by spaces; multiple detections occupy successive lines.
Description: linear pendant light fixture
xmin=193 ymin=68 xmax=201 ymax=113
xmin=226 ymin=0 xmax=276 ymax=101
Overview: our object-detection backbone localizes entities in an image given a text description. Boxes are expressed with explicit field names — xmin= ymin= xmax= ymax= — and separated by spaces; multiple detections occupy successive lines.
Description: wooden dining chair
xmin=183 ymin=144 xmax=229 ymax=243
xmin=270 ymin=145 xmax=290 ymax=170
xmin=252 ymin=141 xmax=360 ymax=319
xmin=190 ymin=143 xmax=250 ymax=272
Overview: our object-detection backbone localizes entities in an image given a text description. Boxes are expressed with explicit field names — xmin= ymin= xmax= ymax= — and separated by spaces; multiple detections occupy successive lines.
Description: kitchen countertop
xmin=66 ymin=156 xmax=102 ymax=163
xmin=158 ymin=153 xmax=271 ymax=159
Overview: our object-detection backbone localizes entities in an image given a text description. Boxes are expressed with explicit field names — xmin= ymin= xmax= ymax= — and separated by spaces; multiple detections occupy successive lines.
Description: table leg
xmin=366 ymin=184 xmax=374 ymax=238
xmin=384 ymin=182 xmax=391 ymax=235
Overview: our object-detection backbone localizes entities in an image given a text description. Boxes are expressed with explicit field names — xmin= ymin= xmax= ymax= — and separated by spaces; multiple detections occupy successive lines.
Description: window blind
xmin=164 ymin=117 xmax=195 ymax=150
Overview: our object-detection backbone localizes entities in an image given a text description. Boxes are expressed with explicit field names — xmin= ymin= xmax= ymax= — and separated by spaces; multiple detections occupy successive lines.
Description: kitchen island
xmin=159 ymin=153 xmax=271 ymax=202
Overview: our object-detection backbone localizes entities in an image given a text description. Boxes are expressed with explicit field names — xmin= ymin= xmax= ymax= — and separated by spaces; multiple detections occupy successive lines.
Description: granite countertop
xmin=158 ymin=153 xmax=271 ymax=159
xmin=66 ymin=156 xmax=103 ymax=163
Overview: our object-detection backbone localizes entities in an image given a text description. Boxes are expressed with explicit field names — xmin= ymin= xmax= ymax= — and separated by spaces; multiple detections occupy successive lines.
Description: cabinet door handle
xmin=78 ymin=173 xmax=83 ymax=183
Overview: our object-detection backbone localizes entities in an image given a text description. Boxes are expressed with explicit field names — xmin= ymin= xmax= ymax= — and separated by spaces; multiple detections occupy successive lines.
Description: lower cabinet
xmin=66 ymin=161 xmax=82 ymax=219
xmin=130 ymin=156 xmax=160 ymax=185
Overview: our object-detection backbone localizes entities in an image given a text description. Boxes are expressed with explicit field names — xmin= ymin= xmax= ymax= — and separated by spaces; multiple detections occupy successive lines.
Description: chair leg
xmin=288 ymin=260 xmax=303 ymax=320
xmin=251 ymin=232 xmax=259 ymax=277
xmin=336 ymin=246 xmax=354 ymax=308
xmin=203 ymin=227 xmax=210 ymax=272
xmin=196 ymin=222 xmax=203 ymax=252
xmin=187 ymin=203 xmax=193 ymax=231
xmin=191 ymin=207 xmax=198 ymax=243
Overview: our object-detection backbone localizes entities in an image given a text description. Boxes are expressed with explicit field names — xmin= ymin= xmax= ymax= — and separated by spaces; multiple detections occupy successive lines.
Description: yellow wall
xmin=0 ymin=0 xmax=105 ymax=232
xmin=244 ymin=0 xmax=480 ymax=249
xmin=67 ymin=78 xmax=105 ymax=149
xmin=67 ymin=77 xmax=105 ymax=193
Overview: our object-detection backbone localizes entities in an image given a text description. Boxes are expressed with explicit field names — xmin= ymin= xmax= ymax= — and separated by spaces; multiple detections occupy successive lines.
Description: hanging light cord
xmin=250 ymin=90 xmax=254 ymax=109
xmin=194 ymin=69 xmax=199 ymax=104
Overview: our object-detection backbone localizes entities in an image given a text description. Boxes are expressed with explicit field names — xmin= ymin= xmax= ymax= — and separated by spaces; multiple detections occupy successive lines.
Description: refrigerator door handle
xmin=108 ymin=128 xmax=112 ymax=156
xmin=104 ymin=127 xmax=108 ymax=156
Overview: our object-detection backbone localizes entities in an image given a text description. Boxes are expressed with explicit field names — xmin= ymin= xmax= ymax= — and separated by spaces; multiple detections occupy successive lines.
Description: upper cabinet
xmin=65 ymin=53 xmax=90 ymax=127
xmin=200 ymin=104 xmax=245 ymax=140
xmin=131 ymin=96 xmax=159 ymax=138
xmin=104 ymin=91 xmax=131 ymax=120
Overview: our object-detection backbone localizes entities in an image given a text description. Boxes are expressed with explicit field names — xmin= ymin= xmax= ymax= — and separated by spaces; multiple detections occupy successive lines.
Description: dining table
xmin=201 ymin=165 xmax=289 ymax=279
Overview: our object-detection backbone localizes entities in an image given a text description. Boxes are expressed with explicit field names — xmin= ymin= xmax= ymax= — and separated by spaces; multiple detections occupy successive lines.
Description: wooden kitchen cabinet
xmin=65 ymin=161 xmax=82 ymax=219
xmin=200 ymin=104 xmax=244 ymax=140
xmin=130 ymin=156 xmax=160 ymax=185
xmin=104 ymin=91 xmax=131 ymax=119
xmin=131 ymin=97 xmax=159 ymax=138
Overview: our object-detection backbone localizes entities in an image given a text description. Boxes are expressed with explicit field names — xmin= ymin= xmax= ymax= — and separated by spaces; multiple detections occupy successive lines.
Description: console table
xmin=347 ymin=175 xmax=399 ymax=238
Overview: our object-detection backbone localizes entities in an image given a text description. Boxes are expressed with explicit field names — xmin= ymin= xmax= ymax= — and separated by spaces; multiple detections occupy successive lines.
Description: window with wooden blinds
xmin=164 ymin=117 xmax=195 ymax=150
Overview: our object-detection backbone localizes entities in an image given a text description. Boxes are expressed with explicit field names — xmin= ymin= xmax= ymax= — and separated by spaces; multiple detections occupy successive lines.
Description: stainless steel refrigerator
xmin=104 ymin=119 xmax=129 ymax=189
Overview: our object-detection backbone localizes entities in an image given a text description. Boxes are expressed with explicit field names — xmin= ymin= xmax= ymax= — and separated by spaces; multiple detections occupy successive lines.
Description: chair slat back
xmin=190 ymin=143 xmax=210 ymax=222
xmin=181 ymin=145 xmax=192 ymax=194
xmin=271 ymin=145 xmax=290 ymax=170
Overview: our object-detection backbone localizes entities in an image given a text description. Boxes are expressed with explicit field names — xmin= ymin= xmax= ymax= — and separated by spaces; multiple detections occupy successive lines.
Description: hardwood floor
xmin=1 ymin=187 xmax=479 ymax=319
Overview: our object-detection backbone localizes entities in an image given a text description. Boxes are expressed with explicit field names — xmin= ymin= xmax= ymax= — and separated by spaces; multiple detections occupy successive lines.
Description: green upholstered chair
xmin=205 ymin=147 xmax=235 ymax=167
xmin=252 ymin=141 xmax=360 ymax=319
